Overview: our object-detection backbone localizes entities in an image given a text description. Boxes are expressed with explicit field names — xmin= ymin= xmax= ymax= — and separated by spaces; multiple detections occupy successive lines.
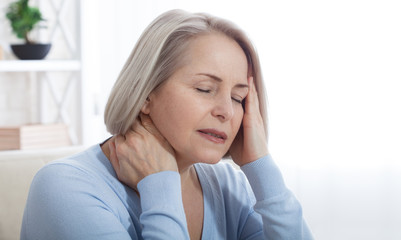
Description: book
xmin=0 ymin=123 xmax=72 ymax=150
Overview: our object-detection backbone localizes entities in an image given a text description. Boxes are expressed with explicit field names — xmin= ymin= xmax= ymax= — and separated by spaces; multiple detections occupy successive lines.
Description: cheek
xmin=149 ymin=94 xmax=195 ymax=147
xmin=150 ymin=102 xmax=181 ymax=138
xmin=233 ymin=108 xmax=244 ymax=131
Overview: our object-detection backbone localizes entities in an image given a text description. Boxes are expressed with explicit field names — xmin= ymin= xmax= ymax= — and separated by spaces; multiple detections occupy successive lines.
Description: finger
xmin=245 ymin=76 xmax=260 ymax=115
xmin=129 ymin=118 xmax=144 ymax=135
xmin=108 ymin=137 xmax=120 ymax=176
xmin=140 ymin=113 xmax=176 ymax=156
xmin=139 ymin=113 xmax=165 ymax=141
xmin=248 ymin=77 xmax=259 ymax=106
xmin=114 ymin=133 xmax=129 ymax=155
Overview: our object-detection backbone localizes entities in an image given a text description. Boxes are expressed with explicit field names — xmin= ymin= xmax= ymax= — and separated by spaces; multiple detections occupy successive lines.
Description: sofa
xmin=0 ymin=146 xmax=85 ymax=240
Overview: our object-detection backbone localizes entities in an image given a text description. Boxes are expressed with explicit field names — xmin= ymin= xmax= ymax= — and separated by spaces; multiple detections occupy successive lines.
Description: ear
xmin=140 ymin=97 xmax=151 ymax=114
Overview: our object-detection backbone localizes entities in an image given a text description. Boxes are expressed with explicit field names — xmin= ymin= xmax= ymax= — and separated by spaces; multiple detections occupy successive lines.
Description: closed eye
xmin=197 ymin=88 xmax=243 ymax=104
xmin=196 ymin=88 xmax=211 ymax=93
xmin=232 ymin=97 xmax=242 ymax=104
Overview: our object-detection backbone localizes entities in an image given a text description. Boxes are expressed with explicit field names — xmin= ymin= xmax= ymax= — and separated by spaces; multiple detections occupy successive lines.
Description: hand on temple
xmin=230 ymin=77 xmax=269 ymax=166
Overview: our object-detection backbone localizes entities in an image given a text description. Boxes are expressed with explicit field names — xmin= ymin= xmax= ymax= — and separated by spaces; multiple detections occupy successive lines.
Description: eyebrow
xmin=196 ymin=73 xmax=249 ymax=89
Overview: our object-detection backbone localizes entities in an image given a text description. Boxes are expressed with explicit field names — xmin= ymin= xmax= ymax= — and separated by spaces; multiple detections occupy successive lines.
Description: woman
xmin=21 ymin=10 xmax=313 ymax=239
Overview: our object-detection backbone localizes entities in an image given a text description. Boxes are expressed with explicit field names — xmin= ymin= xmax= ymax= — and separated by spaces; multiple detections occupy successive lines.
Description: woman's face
xmin=144 ymin=33 xmax=249 ymax=165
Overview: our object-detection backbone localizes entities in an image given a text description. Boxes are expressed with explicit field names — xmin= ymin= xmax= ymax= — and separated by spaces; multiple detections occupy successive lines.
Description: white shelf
xmin=0 ymin=60 xmax=81 ymax=72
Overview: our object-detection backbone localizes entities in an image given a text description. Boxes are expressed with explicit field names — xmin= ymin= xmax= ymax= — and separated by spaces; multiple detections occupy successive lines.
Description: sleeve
xmin=20 ymin=163 xmax=133 ymax=240
xmin=239 ymin=155 xmax=314 ymax=239
xmin=137 ymin=171 xmax=190 ymax=239
xmin=21 ymin=164 xmax=190 ymax=240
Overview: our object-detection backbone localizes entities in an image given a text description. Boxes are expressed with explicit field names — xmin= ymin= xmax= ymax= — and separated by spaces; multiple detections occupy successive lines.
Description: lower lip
xmin=198 ymin=131 xmax=226 ymax=144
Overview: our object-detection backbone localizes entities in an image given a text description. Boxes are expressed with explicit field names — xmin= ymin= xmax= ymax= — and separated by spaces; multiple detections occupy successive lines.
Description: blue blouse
xmin=21 ymin=144 xmax=313 ymax=239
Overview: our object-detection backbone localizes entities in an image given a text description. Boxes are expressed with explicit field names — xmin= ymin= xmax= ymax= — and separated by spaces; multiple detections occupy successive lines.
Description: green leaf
xmin=5 ymin=0 xmax=44 ymax=43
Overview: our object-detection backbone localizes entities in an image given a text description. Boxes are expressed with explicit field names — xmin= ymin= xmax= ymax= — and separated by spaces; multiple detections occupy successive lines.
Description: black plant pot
xmin=11 ymin=43 xmax=52 ymax=60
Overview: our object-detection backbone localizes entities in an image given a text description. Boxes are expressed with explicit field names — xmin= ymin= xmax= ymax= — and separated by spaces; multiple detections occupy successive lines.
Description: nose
xmin=211 ymin=94 xmax=234 ymax=121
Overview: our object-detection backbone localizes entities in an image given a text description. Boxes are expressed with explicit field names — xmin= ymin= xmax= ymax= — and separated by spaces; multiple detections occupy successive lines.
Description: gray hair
xmin=104 ymin=9 xmax=267 ymax=137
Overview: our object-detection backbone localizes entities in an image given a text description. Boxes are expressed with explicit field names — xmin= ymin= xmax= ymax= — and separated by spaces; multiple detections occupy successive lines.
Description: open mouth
xmin=204 ymin=132 xmax=224 ymax=139
xmin=198 ymin=129 xmax=227 ymax=143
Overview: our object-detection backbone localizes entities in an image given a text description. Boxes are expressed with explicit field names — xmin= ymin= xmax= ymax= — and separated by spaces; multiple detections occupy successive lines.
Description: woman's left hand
xmin=229 ymin=77 xmax=269 ymax=166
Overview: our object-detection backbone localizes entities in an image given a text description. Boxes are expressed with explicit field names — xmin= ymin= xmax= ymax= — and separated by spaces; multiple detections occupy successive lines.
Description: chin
xmin=199 ymin=157 xmax=221 ymax=165
xmin=193 ymin=151 xmax=225 ymax=165
xmin=176 ymin=146 xmax=227 ymax=165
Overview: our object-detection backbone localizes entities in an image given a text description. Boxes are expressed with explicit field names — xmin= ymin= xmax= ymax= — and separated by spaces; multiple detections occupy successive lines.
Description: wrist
xmin=235 ymin=150 xmax=269 ymax=166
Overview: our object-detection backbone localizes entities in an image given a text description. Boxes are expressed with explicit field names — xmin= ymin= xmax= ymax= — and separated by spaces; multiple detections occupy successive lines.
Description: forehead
xmin=177 ymin=33 xmax=249 ymax=82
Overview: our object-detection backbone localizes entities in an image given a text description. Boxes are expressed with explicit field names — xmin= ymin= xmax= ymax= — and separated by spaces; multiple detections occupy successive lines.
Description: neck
xmin=101 ymin=140 xmax=197 ymax=189
xmin=176 ymin=156 xmax=199 ymax=191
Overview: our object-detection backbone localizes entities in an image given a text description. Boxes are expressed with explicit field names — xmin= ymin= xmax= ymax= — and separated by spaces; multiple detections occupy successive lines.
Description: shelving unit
xmin=0 ymin=60 xmax=82 ymax=145
xmin=0 ymin=0 xmax=83 ymax=148
xmin=0 ymin=60 xmax=81 ymax=72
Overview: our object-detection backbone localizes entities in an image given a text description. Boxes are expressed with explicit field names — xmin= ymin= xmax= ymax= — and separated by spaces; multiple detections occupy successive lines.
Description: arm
xmin=108 ymin=114 xmax=190 ymax=239
xmin=230 ymin=77 xmax=313 ymax=239
xmin=137 ymin=171 xmax=190 ymax=239
xmin=240 ymin=155 xmax=313 ymax=239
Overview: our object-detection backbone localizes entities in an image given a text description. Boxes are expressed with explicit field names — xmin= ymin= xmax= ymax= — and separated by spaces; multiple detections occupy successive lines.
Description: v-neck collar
xmin=194 ymin=163 xmax=215 ymax=239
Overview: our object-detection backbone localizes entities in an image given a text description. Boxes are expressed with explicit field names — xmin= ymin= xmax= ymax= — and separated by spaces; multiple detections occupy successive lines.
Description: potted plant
xmin=6 ymin=0 xmax=51 ymax=60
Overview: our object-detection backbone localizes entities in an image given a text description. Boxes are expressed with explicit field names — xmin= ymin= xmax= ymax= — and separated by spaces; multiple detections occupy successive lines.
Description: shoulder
xmin=22 ymin=145 xmax=137 ymax=240
xmin=25 ymin=145 xmax=129 ymax=224
xmin=37 ymin=144 xmax=115 ymax=180
xmin=30 ymin=145 xmax=122 ymax=204
xmin=34 ymin=145 xmax=103 ymax=183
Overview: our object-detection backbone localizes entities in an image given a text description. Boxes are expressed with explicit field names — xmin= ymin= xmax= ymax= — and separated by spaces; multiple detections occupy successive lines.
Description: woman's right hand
xmin=108 ymin=113 xmax=178 ymax=190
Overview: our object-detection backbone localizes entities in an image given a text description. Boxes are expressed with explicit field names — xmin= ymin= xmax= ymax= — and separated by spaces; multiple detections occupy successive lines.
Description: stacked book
xmin=0 ymin=124 xmax=71 ymax=150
